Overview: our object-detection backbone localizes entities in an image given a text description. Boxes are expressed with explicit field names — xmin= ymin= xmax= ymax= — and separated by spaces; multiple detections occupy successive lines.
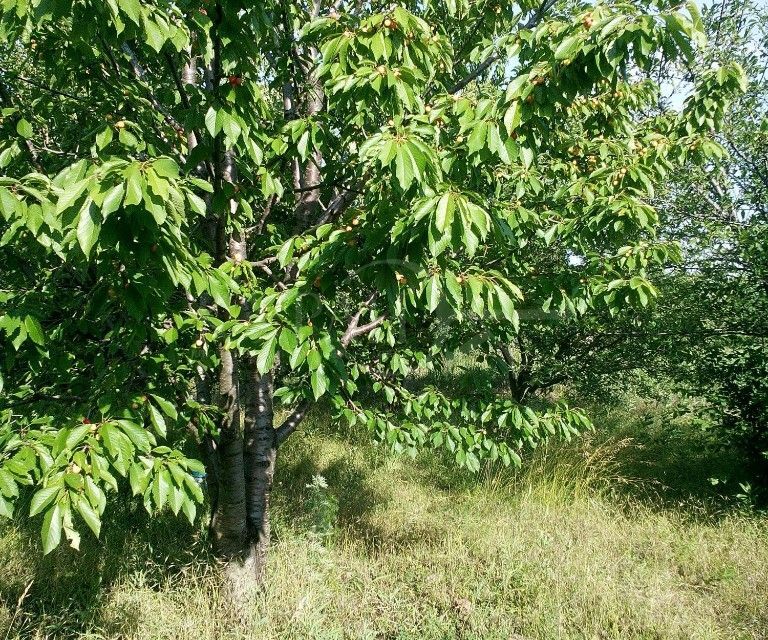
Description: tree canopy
xmin=0 ymin=0 xmax=745 ymax=585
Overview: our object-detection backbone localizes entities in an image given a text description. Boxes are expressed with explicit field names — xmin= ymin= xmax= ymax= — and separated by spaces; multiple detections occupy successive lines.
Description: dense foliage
xmin=0 ymin=0 xmax=745 ymax=588
xmin=653 ymin=0 xmax=768 ymax=472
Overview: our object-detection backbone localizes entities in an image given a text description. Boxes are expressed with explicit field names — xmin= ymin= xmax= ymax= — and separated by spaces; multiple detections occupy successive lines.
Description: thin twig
xmin=0 ymin=67 xmax=83 ymax=100
xmin=121 ymin=43 xmax=184 ymax=133
xmin=444 ymin=0 xmax=558 ymax=95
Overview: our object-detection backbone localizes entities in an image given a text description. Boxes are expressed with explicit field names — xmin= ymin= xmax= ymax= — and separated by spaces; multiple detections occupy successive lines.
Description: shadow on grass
xmin=605 ymin=425 xmax=762 ymax=512
xmin=1 ymin=500 xmax=210 ymax=639
xmin=271 ymin=415 xmax=469 ymax=552
xmin=573 ymin=390 xmax=767 ymax=515
xmin=271 ymin=433 xmax=395 ymax=547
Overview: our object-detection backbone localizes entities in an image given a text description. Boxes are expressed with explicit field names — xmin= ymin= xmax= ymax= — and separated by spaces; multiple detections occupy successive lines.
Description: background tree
xmin=0 ymin=0 xmax=743 ymax=601
xmin=644 ymin=0 xmax=768 ymax=475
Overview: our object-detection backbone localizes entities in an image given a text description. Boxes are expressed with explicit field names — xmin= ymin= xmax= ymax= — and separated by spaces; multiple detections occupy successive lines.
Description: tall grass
xmin=1 ymin=405 xmax=767 ymax=639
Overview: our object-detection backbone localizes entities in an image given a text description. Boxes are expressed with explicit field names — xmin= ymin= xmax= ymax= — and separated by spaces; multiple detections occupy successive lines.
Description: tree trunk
xmin=211 ymin=349 xmax=248 ymax=558
xmin=205 ymin=10 xmax=276 ymax=605
xmin=242 ymin=363 xmax=277 ymax=584
xmin=500 ymin=344 xmax=532 ymax=402
xmin=210 ymin=356 xmax=277 ymax=602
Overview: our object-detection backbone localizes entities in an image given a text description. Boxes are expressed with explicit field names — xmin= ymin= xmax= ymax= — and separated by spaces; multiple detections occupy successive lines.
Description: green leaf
xmin=168 ymin=485 xmax=183 ymax=515
xmin=65 ymin=424 xmax=90 ymax=450
xmin=118 ymin=0 xmax=142 ymax=24
xmin=0 ymin=495 xmax=13 ymax=519
xmin=495 ymin=286 xmax=518 ymax=327
xmin=30 ymin=487 xmax=60 ymax=518
xmin=435 ymin=192 xmax=455 ymax=233
xmin=394 ymin=146 xmax=415 ymax=190
xmin=465 ymin=451 xmax=480 ymax=473
xmin=56 ymin=178 xmax=89 ymax=214
xmin=183 ymin=474 xmax=204 ymax=503
xmin=24 ymin=316 xmax=45 ymax=345
xmin=95 ymin=126 xmax=113 ymax=150
xmin=467 ymin=121 xmax=488 ymax=154
xmin=124 ymin=166 xmax=144 ymax=206
xmin=41 ymin=503 xmax=63 ymax=554
xmin=503 ymin=101 xmax=521 ymax=136
xmin=152 ymin=158 xmax=180 ymax=179
xmin=187 ymin=192 xmax=207 ymax=215
xmin=143 ymin=17 xmax=165 ymax=53
xmin=554 ymin=35 xmax=582 ymax=60
xmin=0 ymin=469 xmax=18 ymax=498
xmin=0 ymin=187 xmax=18 ymax=220
xmin=76 ymin=201 xmax=100 ymax=258
xmin=256 ymin=334 xmax=278 ymax=374
xmin=505 ymin=76 xmax=528 ymax=100
xmin=276 ymin=239 xmax=295 ymax=268
xmin=444 ymin=270 xmax=463 ymax=307
xmin=75 ymin=498 xmax=101 ymax=537
xmin=150 ymin=394 xmax=178 ymax=420
xmin=116 ymin=419 xmax=153 ymax=452
xmin=84 ymin=476 xmax=106 ymax=514
xmin=16 ymin=119 xmax=33 ymax=139
xmin=278 ymin=328 xmax=297 ymax=354
xmin=146 ymin=169 xmax=169 ymax=201
xmin=207 ymin=273 xmax=231 ymax=308
xmin=152 ymin=469 xmax=171 ymax=509
xmin=205 ymin=107 xmax=219 ymax=138
xmin=101 ymin=183 xmax=125 ymax=217
xmin=311 ymin=364 xmax=328 ymax=400
xmin=181 ymin=497 xmax=197 ymax=525
xmin=426 ymin=274 xmax=442 ymax=313
xmin=520 ymin=146 xmax=534 ymax=169
xmin=148 ymin=403 xmax=167 ymax=438
xmin=129 ymin=463 xmax=150 ymax=496
xmin=118 ymin=128 xmax=139 ymax=147
xmin=289 ymin=341 xmax=310 ymax=369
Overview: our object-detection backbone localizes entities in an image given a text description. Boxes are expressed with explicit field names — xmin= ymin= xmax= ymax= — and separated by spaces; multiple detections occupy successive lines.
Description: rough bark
xmin=242 ymin=364 xmax=277 ymax=584
xmin=208 ymin=114 xmax=257 ymax=597
xmin=209 ymin=238 xmax=250 ymax=560
xmin=212 ymin=347 xmax=247 ymax=557
xmin=212 ymin=357 xmax=278 ymax=596
xmin=288 ymin=48 xmax=325 ymax=231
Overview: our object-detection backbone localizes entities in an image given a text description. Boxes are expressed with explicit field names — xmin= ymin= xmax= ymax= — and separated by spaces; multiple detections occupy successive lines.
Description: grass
xmin=1 ymin=398 xmax=767 ymax=640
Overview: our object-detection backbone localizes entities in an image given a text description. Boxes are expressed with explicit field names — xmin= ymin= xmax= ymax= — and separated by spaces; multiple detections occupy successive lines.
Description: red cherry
xmin=228 ymin=75 xmax=243 ymax=87
xmin=82 ymin=418 xmax=92 ymax=424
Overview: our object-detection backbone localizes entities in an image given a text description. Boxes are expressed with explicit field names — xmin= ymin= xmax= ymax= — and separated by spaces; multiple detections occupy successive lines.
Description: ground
xmin=1 ymin=396 xmax=767 ymax=640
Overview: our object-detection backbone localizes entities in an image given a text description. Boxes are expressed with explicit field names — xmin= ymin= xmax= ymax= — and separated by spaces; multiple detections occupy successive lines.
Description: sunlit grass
xmin=2 ymin=408 xmax=767 ymax=639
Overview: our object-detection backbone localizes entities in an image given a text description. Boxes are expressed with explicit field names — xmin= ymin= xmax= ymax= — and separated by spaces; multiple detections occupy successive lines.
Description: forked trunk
xmin=203 ymin=17 xmax=280 ymax=604
xmin=209 ymin=352 xmax=276 ymax=604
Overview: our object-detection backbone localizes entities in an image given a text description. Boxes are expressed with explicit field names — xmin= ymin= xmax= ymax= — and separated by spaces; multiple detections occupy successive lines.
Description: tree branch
xmin=341 ymin=293 xmax=385 ymax=347
xmin=727 ymin=139 xmax=768 ymax=191
xmin=274 ymin=294 xmax=387 ymax=446
xmin=255 ymin=194 xmax=277 ymax=236
xmin=274 ymin=401 xmax=311 ymax=446
xmin=0 ymin=67 xmax=83 ymax=101
xmin=446 ymin=54 xmax=502 ymax=95
xmin=444 ymin=0 xmax=558 ymax=95
xmin=121 ymin=43 xmax=184 ymax=134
